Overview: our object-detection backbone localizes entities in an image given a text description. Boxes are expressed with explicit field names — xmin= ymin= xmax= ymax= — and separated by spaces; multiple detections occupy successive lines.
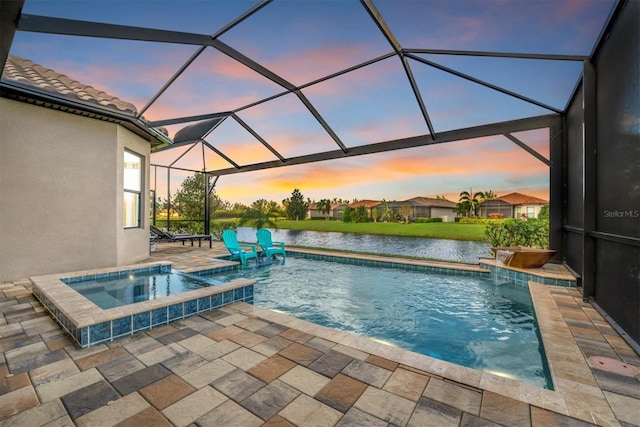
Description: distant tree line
xmin=154 ymin=173 xmax=547 ymax=234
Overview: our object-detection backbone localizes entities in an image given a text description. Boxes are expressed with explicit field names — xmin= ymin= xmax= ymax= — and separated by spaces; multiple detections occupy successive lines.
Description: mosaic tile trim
xmin=479 ymin=263 xmax=576 ymax=288
xmin=31 ymin=263 xmax=255 ymax=348
xmin=76 ymin=285 xmax=254 ymax=347
xmin=290 ymin=251 xmax=491 ymax=278
xmin=202 ymin=252 xmax=490 ymax=279
xmin=60 ymin=264 xmax=171 ymax=284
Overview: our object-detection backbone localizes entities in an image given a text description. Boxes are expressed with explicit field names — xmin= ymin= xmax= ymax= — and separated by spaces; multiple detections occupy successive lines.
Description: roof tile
xmin=494 ymin=192 xmax=548 ymax=205
xmin=2 ymin=55 xmax=137 ymax=115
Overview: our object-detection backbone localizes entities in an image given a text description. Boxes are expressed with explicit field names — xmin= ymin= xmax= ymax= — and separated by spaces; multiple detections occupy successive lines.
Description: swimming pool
xmin=195 ymin=256 xmax=552 ymax=389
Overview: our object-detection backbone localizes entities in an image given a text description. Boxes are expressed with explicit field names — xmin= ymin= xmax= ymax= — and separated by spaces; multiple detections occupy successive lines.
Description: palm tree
xmin=483 ymin=190 xmax=496 ymax=200
xmin=238 ymin=199 xmax=278 ymax=230
xmin=458 ymin=190 xmax=484 ymax=217
xmin=317 ymin=199 xmax=332 ymax=220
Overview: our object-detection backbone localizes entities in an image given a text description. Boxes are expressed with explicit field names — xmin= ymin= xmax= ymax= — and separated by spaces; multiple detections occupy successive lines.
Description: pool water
xmin=198 ymin=257 xmax=553 ymax=389
xmin=67 ymin=271 xmax=212 ymax=309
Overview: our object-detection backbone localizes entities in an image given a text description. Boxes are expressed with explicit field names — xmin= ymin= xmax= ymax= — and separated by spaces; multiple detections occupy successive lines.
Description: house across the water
xmin=480 ymin=192 xmax=548 ymax=219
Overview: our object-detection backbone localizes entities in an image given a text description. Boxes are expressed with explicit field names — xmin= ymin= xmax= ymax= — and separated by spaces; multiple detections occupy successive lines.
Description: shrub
xmin=342 ymin=206 xmax=353 ymax=223
xmin=538 ymin=205 xmax=550 ymax=222
xmin=485 ymin=218 xmax=549 ymax=248
xmin=209 ymin=221 xmax=236 ymax=240
xmin=214 ymin=209 xmax=241 ymax=219
xmin=415 ymin=217 xmax=443 ymax=223
xmin=353 ymin=206 xmax=370 ymax=223
xmin=460 ymin=218 xmax=505 ymax=225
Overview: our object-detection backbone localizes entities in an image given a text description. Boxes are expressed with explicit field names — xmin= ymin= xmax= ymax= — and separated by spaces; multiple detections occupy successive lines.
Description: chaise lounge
xmin=150 ymin=225 xmax=213 ymax=248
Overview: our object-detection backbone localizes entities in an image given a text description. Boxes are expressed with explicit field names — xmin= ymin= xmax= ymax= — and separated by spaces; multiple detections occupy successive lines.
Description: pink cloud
xmin=302 ymin=55 xmax=399 ymax=99
xmin=263 ymin=42 xmax=389 ymax=86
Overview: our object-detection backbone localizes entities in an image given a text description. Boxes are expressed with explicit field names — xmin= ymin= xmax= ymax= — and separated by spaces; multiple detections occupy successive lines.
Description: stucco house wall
xmin=514 ymin=204 xmax=544 ymax=219
xmin=431 ymin=207 xmax=456 ymax=220
xmin=0 ymin=98 xmax=150 ymax=281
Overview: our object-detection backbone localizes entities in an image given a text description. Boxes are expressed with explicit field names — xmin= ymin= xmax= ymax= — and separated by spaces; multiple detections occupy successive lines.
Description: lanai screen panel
xmin=218 ymin=0 xmax=392 ymax=87
xmin=414 ymin=54 xmax=584 ymax=112
xmin=410 ymin=60 xmax=553 ymax=132
xmin=234 ymin=91 xmax=341 ymax=158
xmin=202 ymin=118 xmax=281 ymax=166
xmin=301 ymin=56 xmax=429 ymax=148
xmin=143 ymin=47 xmax=286 ymax=124
xmin=375 ymin=0 xmax=615 ymax=55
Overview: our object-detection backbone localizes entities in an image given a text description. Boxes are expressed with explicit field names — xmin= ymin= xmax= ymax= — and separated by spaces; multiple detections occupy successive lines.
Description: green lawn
xmin=272 ymin=220 xmax=487 ymax=241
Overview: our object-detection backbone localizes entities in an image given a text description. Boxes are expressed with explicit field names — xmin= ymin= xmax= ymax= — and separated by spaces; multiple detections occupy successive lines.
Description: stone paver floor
xmin=1 ymin=243 xmax=639 ymax=426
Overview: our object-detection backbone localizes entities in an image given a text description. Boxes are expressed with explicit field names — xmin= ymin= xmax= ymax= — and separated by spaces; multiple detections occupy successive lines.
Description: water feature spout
xmin=496 ymin=250 xmax=514 ymax=266
xmin=494 ymin=250 xmax=514 ymax=282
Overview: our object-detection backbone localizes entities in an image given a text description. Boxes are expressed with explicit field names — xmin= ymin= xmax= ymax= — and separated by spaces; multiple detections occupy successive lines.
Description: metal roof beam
xmin=361 ymin=0 xmax=436 ymax=137
xmin=231 ymin=114 xmax=287 ymax=162
xmin=401 ymin=56 xmax=436 ymax=137
xmin=202 ymin=114 xmax=560 ymax=175
xmin=360 ymin=0 xmax=402 ymax=54
xmin=0 ymin=0 xmax=24 ymax=71
xmin=18 ymin=14 xmax=215 ymax=45
xmin=149 ymin=112 xmax=231 ymax=128
xmin=210 ymin=0 xmax=272 ymax=40
xmin=503 ymin=133 xmax=551 ymax=166
xmin=169 ymin=141 xmax=198 ymax=168
xmin=405 ymin=48 xmax=587 ymax=61
xmin=201 ymin=140 xmax=240 ymax=169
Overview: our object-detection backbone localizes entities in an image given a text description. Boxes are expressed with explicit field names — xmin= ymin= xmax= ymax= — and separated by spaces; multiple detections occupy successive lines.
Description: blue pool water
xmin=67 ymin=271 xmax=212 ymax=309
xmin=198 ymin=257 xmax=552 ymax=389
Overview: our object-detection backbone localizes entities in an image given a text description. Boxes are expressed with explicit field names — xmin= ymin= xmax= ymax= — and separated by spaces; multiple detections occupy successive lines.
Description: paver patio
xmin=1 ymin=243 xmax=638 ymax=426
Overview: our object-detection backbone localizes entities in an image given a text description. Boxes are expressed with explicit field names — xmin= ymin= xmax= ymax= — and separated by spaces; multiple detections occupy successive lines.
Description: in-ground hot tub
xmin=491 ymin=246 xmax=557 ymax=268
xmin=31 ymin=262 xmax=255 ymax=348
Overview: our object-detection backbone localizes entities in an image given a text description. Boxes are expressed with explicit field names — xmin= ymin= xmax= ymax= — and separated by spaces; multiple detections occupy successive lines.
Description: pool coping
xmin=225 ymin=280 xmax=618 ymax=425
xmin=30 ymin=261 xmax=256 ymax=348
xmin=287 ymin=247 xmax=489 ymax=273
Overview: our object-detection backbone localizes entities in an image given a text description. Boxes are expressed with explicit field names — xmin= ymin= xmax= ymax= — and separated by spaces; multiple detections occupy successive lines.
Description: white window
xmin=123 ymin=150 xmax=142 ymax=228
xmin=527 ymin=206 xmax=536 ymax=219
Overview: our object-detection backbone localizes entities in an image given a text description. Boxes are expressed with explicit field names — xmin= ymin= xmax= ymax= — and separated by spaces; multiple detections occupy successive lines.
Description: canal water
xmin=236 ymin=227 xmax=491 ymax=264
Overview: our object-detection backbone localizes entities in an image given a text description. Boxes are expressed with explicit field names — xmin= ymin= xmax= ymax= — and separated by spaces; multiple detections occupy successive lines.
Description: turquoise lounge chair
xmin=256 ymin=228 xmax=286 ymax=259
xmin=221 ymin=229 xmax=258 ymax=266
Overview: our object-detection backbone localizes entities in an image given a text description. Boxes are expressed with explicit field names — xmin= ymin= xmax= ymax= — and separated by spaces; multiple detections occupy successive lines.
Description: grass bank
xmin=271 ymin=220 xmax=487 ymax=241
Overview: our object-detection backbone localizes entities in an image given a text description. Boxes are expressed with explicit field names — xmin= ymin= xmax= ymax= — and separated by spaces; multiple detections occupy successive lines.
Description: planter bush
xmin=485 ymin=218 xmax=549 ymax=248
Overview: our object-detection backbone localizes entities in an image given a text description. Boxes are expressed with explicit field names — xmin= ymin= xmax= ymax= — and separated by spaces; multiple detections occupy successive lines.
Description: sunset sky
xmin=10 ymin=0 xmax=615 ymax=204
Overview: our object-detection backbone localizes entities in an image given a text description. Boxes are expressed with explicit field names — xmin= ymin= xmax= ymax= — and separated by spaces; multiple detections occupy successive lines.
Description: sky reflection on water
xmin=236 ymin=227 xmax=491 ymax=264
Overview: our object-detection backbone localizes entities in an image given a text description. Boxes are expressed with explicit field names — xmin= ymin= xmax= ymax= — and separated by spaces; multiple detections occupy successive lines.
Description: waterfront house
xmin=479 ymin=192 xmax=548 ymax=219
